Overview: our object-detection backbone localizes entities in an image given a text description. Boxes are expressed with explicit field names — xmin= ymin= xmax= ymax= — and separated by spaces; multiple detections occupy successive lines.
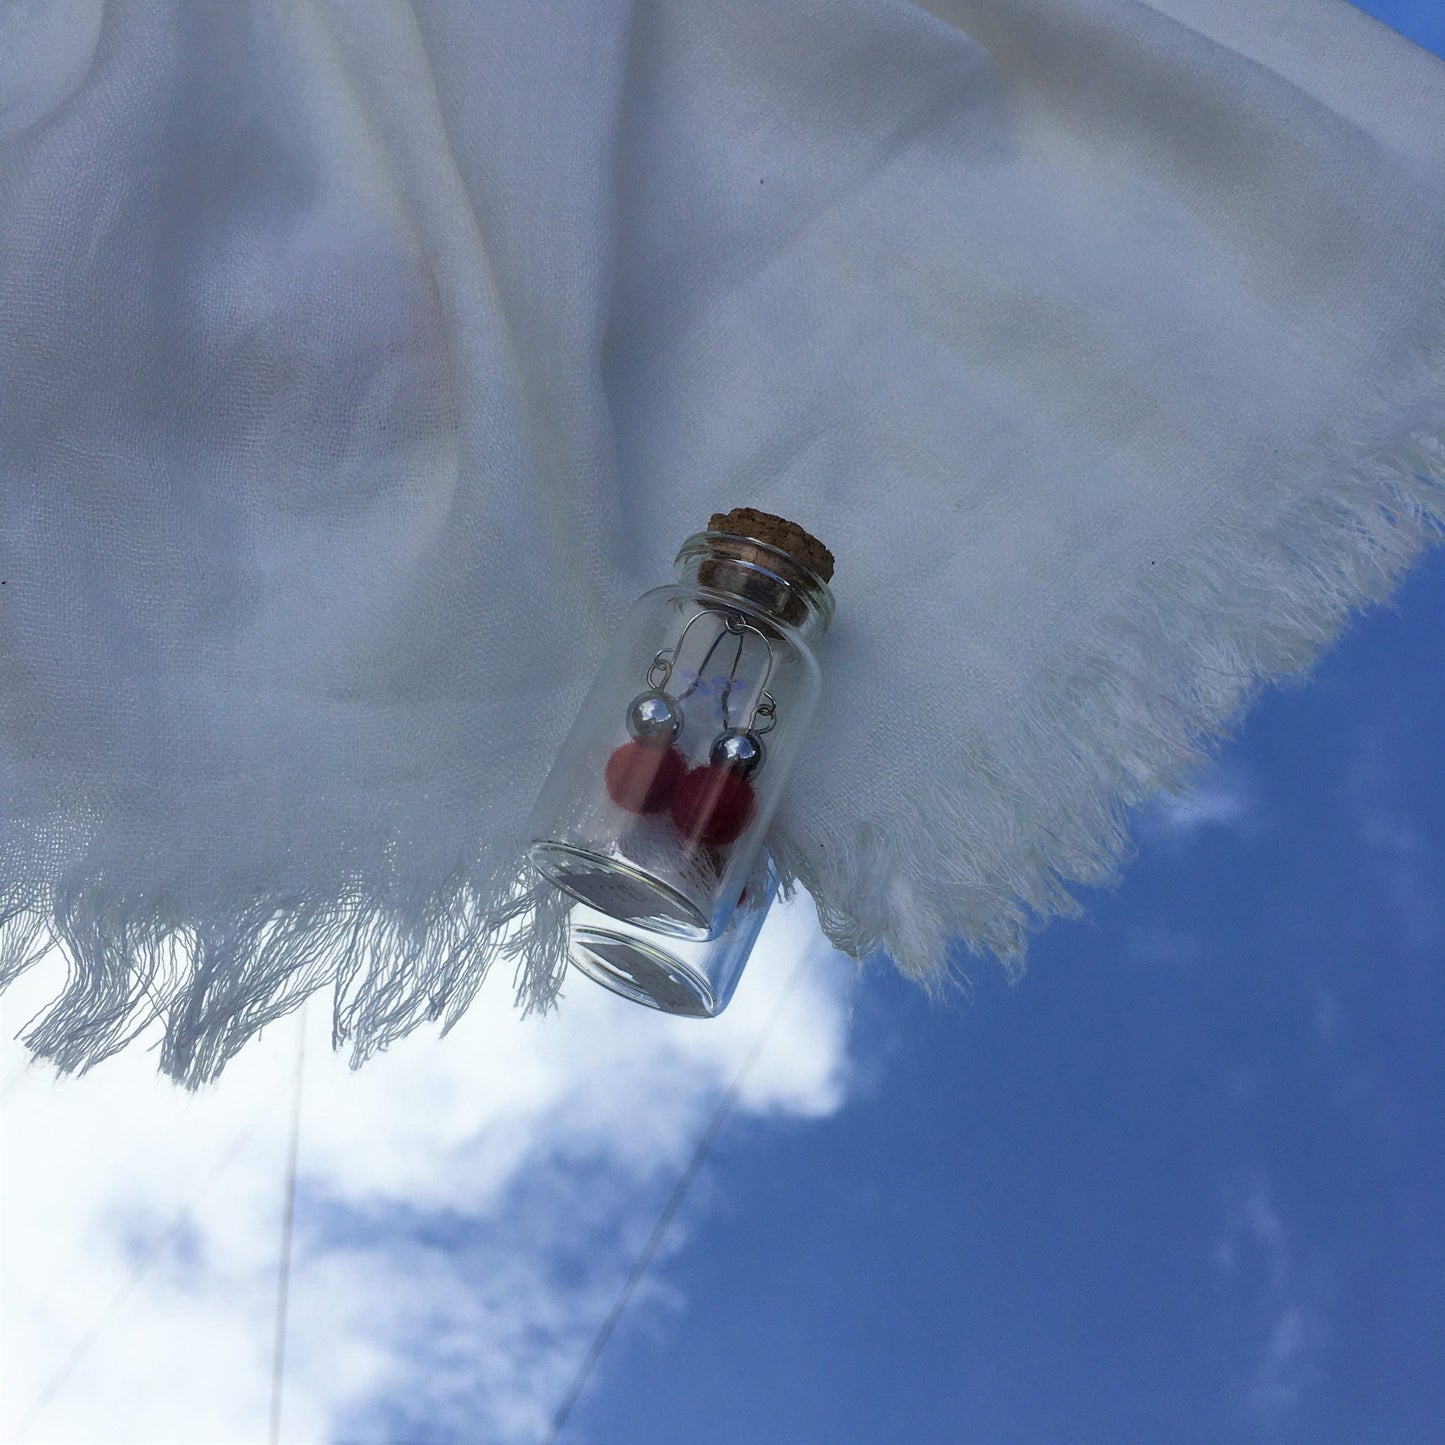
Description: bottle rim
xmin=674 ymin=529 xmax=836 ymax=635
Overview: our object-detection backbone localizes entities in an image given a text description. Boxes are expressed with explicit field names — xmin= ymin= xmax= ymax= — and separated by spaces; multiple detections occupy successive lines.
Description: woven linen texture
xmin=2 ymin=0 xmax=1442 ymax=1081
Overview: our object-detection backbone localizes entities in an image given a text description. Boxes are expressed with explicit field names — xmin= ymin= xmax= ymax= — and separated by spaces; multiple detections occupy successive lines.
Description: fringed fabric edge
xmin=4 ymin=303 xmax=1442 ymax=1086
xmin=773 ymin=296 xmax=1445 ymax=993
xmin=0 ymin=866 xmax=575 ymax=1088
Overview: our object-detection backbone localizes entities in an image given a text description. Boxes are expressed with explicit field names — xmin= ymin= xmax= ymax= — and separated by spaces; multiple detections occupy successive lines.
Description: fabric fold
xmin=1 ymin=0 xmax=1441 ymax=1081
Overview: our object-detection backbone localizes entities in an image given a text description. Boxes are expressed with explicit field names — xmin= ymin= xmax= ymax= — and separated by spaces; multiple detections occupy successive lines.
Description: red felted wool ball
xmin=669 ymin=763 xmax=757 ymax=847
xmin=605 ymin=742 xmax=685 ymax=814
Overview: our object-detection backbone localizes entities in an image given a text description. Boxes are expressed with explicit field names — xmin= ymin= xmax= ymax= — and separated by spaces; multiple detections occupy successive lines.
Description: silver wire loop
xmin=646 ymin=606 xmax=780 ymax=733
xmin=751 ymin=691 xmax=778 ymax=735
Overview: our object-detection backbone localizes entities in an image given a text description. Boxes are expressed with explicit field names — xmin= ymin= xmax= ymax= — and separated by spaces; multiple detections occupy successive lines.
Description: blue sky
xmin=563 ymin=534 xmax=1444 ymax=1445
xmin=2 ymin=5 xmax=1441 ymax=1444
xmin=6 ymin=536 xmax=1436 ymax=1444
xmin=563 ymin=10 xmax=1444 ymax=1439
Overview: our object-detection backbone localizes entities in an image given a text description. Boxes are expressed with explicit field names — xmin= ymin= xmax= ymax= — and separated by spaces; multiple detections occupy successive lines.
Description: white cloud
xmin=0 ymin=893 xmax=852 ymax=1443
xmin=1249 ymin=1303 xmax=1327 ymax=1419
xmin=1122 ymin=925 xmax=1206 ymax=967
xmin=1140 ymin=765 xmax=1259 ymax=848
xmin=1345 ymin=740 xmax=1442 ymax=955
xmin=1311 ymin=985 xmax=1341 ymax=1046
xmin=1211 ymin=1174 xmax=1328 ymax=1429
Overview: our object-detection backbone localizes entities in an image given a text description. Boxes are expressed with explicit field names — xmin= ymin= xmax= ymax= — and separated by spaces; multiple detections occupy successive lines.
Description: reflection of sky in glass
xmin=4 ymin=6 xmax=1444 ymax=1440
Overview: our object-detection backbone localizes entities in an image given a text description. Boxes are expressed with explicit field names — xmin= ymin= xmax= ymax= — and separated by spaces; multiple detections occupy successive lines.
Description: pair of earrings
xmin=604 ymin=610 xmax=775 ymax=847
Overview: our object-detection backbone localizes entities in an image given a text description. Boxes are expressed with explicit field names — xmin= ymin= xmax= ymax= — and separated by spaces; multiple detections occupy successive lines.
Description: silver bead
xmin=709 ymin=728 xmax=766 ymax=776
xmin=626 ymin=690 xmax=683 ymax=744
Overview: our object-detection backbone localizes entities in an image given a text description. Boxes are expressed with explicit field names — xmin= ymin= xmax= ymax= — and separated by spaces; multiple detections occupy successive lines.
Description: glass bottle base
xmin=547 ymin=849 xmax=778 ymax=1019
xmin=528 ymin=840 xmax=711 ymax=938
xmin=568 ymin=926 xmax=721 ymax=1018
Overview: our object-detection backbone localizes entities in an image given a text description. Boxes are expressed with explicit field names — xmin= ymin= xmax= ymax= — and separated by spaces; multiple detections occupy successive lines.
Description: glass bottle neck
xmin=673 ymin=532 xmax=834 ymax=642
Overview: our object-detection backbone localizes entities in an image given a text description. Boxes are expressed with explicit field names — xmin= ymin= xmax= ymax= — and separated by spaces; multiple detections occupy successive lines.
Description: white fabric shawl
xmin=2 ymin=0 xmax=1442 ymax=1083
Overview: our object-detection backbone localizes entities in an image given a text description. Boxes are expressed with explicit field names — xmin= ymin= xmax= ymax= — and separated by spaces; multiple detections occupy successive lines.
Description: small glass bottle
xmin=526 ymin=509 xmax=834 ymax=945
xmin=564 ymin=849 xmax=780 ymax=1017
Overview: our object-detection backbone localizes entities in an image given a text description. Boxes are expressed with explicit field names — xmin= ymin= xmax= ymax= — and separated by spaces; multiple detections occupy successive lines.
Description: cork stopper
xmin=707 ymin=508 xmax=835 ymax=583
xmin=689 ymin=508 xmax=835 ymax=633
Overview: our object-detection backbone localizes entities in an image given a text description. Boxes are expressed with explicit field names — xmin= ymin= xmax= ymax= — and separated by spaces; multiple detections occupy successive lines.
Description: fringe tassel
xmin=3 ymin=323 xmax=1442 ymax=1085
xmin=0 ymin=863 xmax=574 ymax=1089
